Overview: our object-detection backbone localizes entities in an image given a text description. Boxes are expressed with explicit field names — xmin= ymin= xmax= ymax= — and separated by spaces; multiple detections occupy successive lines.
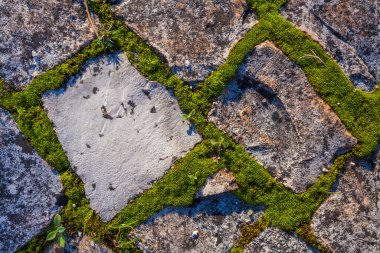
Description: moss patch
xmin=1 ymin=0 xmax=379 ymax=252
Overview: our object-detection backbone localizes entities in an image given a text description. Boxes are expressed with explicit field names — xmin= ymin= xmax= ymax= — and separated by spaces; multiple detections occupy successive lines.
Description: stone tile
xmin=0 ymin=109 xmax=63 ymax=253
xmin=311 ymin=149 xmax=380 ymax=253
xmin=208 ymin=41 xmax=356 ymax=192
xmin=0 ymin=0 xmax=95 ymax=88
xmin=195 ymin=169 xmax=238 ymax=199
xmin=282 ymin=0 xmax=379 ymax=91
xmin=244 ymin=227 xmax=315 ymax=253
xmin=111 ymin=0 xmax=257 ymax=83
xmin=43 ymin=52 xmax=201 ymax=222
xmin=131 ymin=193 xmax=264 ymax=253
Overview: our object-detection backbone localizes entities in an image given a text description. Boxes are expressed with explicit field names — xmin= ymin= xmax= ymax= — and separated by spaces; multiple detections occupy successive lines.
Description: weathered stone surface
xmin=45 ymin=234 xmax=113 ymax=253
xmin=43 ymin=52 xmax=201 ymax=222
xmin=244 ymin=227 xmax=315 ymax=253
xmin=282 ymin=0 xmax=380 ymax=91
xmin=0 ymin=109 xmax=63 ymax=253
xmin=311 ymin=149 xmax=380 ymax=253
xmin=111 ymin=0 xmax=257 ymax=83
xmin=131 ymin=193 xmax=264 ymax=253
xmin=0 ymin=0 xmax=95 ymax=88
xmin=208 ymin=42 xmax=356 ymax=192
xmin=195 ymin=169 xmax=238 ymax=199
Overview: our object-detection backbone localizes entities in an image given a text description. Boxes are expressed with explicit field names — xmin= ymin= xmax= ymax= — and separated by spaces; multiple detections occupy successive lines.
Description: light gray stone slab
xmin=43 ymin=52 xmax=201 ymax=222
xmin=208 ymin=41 xmax=356 ymax=192
xmin=311 ymin=149 xmax=380 ymax=253
xmin=0 ymin=0 xmax=95 ymax=88
xmin=244 ymin=227 xmax=315 ymax=253
xmin=111 ymin=0 xmax=258 ymax=83
xmin=282 ymin=0 xmax=380 ymax=91
xmin=0 ymin=109 xmax=63 ymax=253
xmin=131 ymin=193 xmax=264 ymax=253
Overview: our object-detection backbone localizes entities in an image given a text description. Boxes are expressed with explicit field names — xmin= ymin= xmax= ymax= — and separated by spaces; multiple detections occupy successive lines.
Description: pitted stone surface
xmin=111 ymin=0 xmax=257 ymax=83
xmin=244 ymin=227 xmax=315 ymax=253
xmin=195 ymin=169 xmax=238 ymax=199
xmin=131 ymin=193 xmax=264 ymax=253
xmin=0 ymin=109 xmax=63 ymax=253
xmin=311 ymin=150 xmax=380 ymax=253
xmin=43 ymin=52 xmax=201 ymax=222
xmin=0 ymin=0 xmax=95 ymax=88
xmin=208 ymin=42 xmax=356 ymax=192
xmin=282 ymin=0 xmax=380 ymax=91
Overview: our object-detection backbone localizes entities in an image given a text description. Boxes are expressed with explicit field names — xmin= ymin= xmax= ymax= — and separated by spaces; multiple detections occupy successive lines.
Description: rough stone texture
xmin=208 ymin=42 xmax=356 ymax=192
xmin=0 ymin=0 xmax=95 ymax=88
xmin=43 ymin=52 xmax=201 ymax=222
xmin=244 ymin=227 xmax=315 ymax=253
xmin=282 ymin=0 xmax=380 ymax=91
xmin=311 ymin=149 xmax=380 ymax=253
xmin=111 ymin=0 xmax=257 ymax=83
xmin=131 ymin=193 xmax=264 ymax=253
xmin=0 ymin=109 xmax=63 ymax=253
xmin=195 ymin=169 xmax=238 ymax=199
xmin=45 ymin=234 xmax=113 ymax=253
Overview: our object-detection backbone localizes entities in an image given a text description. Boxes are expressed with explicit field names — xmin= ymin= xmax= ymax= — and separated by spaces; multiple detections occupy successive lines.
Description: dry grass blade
xmin=299 ymin=50 xmax=325 ymax=65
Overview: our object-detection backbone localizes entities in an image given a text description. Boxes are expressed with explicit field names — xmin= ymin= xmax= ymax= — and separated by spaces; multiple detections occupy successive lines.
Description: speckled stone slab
xmin=282 ymin=0 xmax=380 ymax=91
xmin=0 ymin=0 xmax=95 ymax=88
xmin=43 ymin=52 xmax=201 ymax=221
xmin=0 ymin=109 xmax=63 ymax=253
xmin=209 ymin=41 xmax=356 ymax=192
xmin=131 ymin=193 xmax=264 ymax=253
xmin=244 ymin=227 xmax=315 ymax=253
xmin=111 ymin=0 xmax=257 ymax=83
xmin=311 ymin=149 xmax=380 ymax=253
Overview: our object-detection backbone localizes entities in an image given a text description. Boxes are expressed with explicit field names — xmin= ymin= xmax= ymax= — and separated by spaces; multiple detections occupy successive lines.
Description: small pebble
xmin=192 ymin=230 xmax=199 ymax=239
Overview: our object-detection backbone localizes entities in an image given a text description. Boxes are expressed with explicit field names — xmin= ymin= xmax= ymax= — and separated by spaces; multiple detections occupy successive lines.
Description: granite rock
xmin=0 ymin=0 xmax=95 ymax=88
xmin=111 ymin=0 xmax=258 ymax=83
xmin=0 ymin=109 xmax=64 ymax=253
xmin=282 ymin=0 xmax=380 ymax=91
xmin=43 ymin=52 xmax=201 ymax=222
xmin=195 ymin=169 xmax=238 ymax=199
xmin=244 ymin=227 xmax=315 ymax=253
xmin=311 ymin=149 xmax=380 ymax=253
xmin=131 ymin=193 xmax=264 ymax=253
xmin=208 ymin=41 xmax=356 ymax=192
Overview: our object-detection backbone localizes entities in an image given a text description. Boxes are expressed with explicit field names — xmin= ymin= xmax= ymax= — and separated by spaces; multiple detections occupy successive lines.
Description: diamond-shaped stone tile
xmin=0 ymin=109 xmax=63 ymax=252
xmin=0 ymin=0 xmax=95 ymax=88
xmin=208 ymin=41 xmax=356 ymax=192
xmin=43 ymin=52 xmax=201 ymax=221
xmin=111 ymin=0 xmax=257 ymax=83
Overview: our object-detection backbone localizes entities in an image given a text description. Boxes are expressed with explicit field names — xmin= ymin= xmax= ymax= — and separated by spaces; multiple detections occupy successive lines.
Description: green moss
xmin=262 ymin=14 xmax=380 ymax=157
xmin=4 ymin=0 xmax=380 ymax=252
xmin=231 ymin=216 xmax=270 ymax=253
xmin=16 ymin=235 xmax=49 ymax=253
xmin=295 ymin=224 xmax=331 ymax=253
